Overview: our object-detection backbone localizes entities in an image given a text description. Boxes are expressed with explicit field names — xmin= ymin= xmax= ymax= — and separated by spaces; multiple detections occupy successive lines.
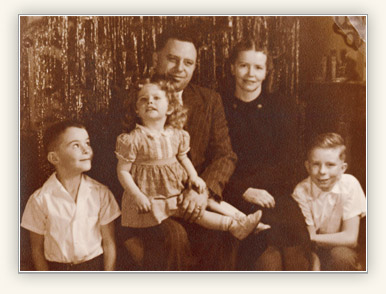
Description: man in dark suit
xmin=123 ymin=28 xmax=238 ymax=270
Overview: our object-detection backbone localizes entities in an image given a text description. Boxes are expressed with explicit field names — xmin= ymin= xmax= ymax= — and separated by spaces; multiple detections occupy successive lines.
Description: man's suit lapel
xmin=182 ymin=84 xmax=203 ymax=110
xmin=182 ymin=84 xmax=205 ymax=129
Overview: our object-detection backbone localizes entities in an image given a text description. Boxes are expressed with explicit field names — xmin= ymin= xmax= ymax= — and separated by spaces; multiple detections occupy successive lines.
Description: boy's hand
xmin=132 ymin=193 xmax=151 ymax=214
xmin=190 ymin=176 xmax=207 ymax=194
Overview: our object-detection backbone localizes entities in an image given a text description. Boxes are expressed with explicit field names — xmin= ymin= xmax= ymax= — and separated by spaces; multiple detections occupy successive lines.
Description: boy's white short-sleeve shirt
xmin=21 ymin=173 xmax=121 ymax=264
xmin=292 ymin=174 xmax=366 ymax=234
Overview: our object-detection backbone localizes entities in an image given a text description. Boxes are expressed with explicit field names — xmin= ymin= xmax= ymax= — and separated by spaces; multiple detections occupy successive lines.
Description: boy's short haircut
xmin=307 ymin=132 xmax=347 ymax=161
xmin=43 ymin=120 xmax=86 ymax=153
xmin=156 ymin=27 xmax=198 ymax=51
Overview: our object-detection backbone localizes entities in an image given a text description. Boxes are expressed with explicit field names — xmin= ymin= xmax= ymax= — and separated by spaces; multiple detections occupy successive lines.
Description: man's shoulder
xmin=186 ymin=83 xmax=220 ymax=99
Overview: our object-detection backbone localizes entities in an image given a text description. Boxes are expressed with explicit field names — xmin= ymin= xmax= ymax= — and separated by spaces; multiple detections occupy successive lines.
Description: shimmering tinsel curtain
xmin=19 ymin=15 xmax=300 ymax=196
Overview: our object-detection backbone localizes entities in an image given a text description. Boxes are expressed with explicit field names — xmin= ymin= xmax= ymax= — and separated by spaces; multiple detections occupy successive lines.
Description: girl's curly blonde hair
xmin=122 ymin=75 xmax=187 ymax=132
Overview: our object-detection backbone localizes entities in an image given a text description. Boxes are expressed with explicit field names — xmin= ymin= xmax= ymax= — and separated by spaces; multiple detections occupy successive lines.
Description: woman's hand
xmin=133 ymin=193 xmax=151 ymax=214
xmin=242 ymin=188 xmax=275 ymax=208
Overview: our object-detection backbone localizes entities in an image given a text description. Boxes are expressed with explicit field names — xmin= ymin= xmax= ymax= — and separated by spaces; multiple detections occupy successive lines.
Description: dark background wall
xmin=298 ymin=16 xmax=366 ymax=189
xmin=20 ymin=15 xmax=302 ymax=206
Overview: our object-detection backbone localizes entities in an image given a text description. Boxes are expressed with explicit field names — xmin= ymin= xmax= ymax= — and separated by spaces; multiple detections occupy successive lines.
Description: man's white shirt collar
xmin=176 ymin=90 xmax=183 ymax=105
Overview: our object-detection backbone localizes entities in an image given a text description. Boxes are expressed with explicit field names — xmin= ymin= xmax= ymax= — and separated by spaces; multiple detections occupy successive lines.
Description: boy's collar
xmin=309 ymin=176 xmax=342 ymax=198
xmin=42 ymin=172 xmax=87 ymax=201
xmin=176 ymin=90 xmax=183 ymax=105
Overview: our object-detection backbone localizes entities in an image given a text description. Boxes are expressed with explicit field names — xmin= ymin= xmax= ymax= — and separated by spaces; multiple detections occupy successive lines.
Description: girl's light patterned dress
xmin=116 ymin=124 xmax=190 ymax=228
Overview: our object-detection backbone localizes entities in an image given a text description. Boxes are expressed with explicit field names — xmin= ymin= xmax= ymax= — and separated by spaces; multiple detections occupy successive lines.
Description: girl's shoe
xmin=229 ymin=210 xmax=262 ymax=240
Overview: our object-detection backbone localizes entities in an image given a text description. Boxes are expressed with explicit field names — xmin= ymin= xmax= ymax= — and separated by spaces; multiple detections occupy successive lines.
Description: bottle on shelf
xmin=330 ymin=49 xmax=337 ymax=81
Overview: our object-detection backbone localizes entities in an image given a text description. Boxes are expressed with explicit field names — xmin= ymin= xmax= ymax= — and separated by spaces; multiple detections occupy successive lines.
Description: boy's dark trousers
xmin=47 ymin=254 xmax=104 ymax=271
xmin=316 ymin=246 xmax=362 ymax=271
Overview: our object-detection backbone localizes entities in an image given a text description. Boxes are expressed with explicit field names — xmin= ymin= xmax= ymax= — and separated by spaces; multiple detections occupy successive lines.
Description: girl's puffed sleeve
xmin=177 ymin=129 xmax=191 ymax=160
xmin=115 ymin=132 xmax=137 ymax=163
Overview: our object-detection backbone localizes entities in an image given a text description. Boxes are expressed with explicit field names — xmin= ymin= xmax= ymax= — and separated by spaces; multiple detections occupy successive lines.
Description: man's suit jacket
xmin=182 ymin=83 xmax=237 ymax=199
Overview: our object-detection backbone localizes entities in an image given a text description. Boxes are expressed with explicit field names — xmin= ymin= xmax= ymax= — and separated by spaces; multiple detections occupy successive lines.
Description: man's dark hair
xmin=43 ymin=120 xmax=86 ymax=153
xmin=156 ymin=27 xmax=199 ymax=51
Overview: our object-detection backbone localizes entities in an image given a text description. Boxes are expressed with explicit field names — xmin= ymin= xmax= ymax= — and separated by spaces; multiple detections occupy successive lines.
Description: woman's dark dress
xmin=222 ymin=89 xmax=311 ymax=270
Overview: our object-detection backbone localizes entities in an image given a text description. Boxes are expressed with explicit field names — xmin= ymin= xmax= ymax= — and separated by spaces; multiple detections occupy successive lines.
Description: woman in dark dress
xmin=220 ymin=39 xmax=312 ymax=270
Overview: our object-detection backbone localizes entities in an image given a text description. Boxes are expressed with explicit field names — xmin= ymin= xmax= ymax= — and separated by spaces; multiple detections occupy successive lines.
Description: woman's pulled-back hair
xmin=122 ymin=74 xmax=187 ymax=132
xmin=229 ymin=38 xmax=272 ymax=72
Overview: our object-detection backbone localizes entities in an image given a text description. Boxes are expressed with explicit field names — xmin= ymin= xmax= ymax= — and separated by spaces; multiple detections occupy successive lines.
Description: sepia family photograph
xmin=19 ymin=15 xmax=367 ymax=272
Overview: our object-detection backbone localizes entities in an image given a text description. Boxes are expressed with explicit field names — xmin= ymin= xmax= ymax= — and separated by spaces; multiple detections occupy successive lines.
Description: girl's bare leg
xmin=207 ymin=198 xmax=245 ymax=218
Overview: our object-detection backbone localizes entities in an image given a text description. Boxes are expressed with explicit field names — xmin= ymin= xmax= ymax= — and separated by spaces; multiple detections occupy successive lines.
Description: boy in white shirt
xmin=292 ymin=133 xmax=366 ymax=271
xmin=21 ymin=120 xmax=121 ymax=271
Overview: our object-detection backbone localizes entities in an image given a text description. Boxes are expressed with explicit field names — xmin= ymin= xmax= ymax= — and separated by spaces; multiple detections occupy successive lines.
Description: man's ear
xmin=152 ymin=52 xmax=159 ymax=68
xmin=230 ymin=64 xmax=235 ymax=76
xmin=47 ymin=151 xmax=59 ymax=166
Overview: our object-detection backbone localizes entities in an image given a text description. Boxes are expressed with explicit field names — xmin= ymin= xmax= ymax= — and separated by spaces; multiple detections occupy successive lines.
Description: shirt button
xmin=257 ymin=104 xmax=263 ymax=109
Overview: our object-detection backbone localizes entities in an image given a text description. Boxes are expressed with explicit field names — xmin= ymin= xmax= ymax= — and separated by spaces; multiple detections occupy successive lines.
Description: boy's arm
xmin=29 ymin=231 xmax=49 ymax=271
xmin=310 ymin=251 xmax=321 ymax=271
xmin=100 ymin=220 xmax=116 ymax=271
xmin=309 ymin=216 xmax=360 ymax=248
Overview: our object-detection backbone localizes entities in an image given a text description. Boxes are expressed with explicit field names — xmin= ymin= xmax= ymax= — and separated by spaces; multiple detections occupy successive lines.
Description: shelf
xmin=306 ymin=80 xmax=366 ymax=86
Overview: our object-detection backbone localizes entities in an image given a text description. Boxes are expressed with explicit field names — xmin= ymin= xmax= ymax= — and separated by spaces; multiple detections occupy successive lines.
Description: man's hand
xmin=242 ymin=188 xmax=275 ymax=208
xmin=181 ymin=188 xmax=209 ymax=222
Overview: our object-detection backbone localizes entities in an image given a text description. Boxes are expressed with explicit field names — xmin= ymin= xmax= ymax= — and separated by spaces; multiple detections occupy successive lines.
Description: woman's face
xmin=231 ymin=50 xmax=267 ymax=94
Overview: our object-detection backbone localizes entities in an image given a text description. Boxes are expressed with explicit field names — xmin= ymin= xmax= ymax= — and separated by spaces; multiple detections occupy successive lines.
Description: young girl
xmin=116 ymin=76 xmax=270 ymax=240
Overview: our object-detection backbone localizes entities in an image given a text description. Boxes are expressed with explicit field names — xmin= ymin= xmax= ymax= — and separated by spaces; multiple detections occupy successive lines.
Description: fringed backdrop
xmin=20 ymin=15 xmax=300 ymax=205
